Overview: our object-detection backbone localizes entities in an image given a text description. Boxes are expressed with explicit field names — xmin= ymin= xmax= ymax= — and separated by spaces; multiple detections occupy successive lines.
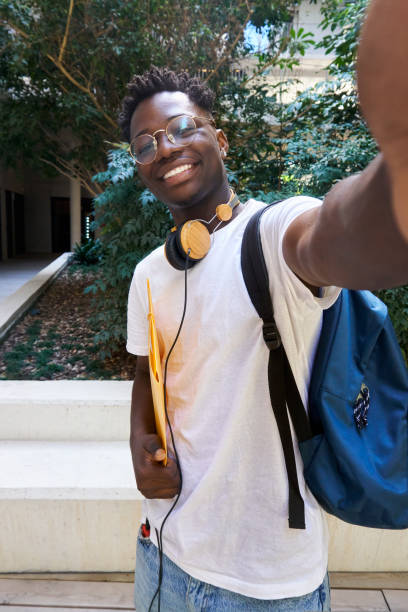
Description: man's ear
xmin=216 ymin=129 xmax=229 ymax=157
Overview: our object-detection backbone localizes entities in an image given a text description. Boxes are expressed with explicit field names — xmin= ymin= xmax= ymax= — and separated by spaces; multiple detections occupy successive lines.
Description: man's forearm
xmin=129 ymin=360 xmax=181 ymax=497
xmin=130 ymin=366 xmax=156 ymax=441
xmin=285 ymin=154 xmax=408 ymax=290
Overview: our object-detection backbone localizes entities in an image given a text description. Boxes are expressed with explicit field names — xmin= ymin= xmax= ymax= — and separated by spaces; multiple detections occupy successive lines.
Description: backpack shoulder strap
xmin=241 ymin=204 xmax=281 ymax=348
xmin=241 ymin=202 xmax=312 ymax=530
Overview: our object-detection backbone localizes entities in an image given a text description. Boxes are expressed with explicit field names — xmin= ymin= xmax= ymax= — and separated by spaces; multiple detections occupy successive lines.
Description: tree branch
xmin=280 ymin=100 xmax=315 ymax=128
xmin=1 ymin=19 xmax=29 ymax=40
xmin=39 ymin=156 xmax=101 ymax=196
xmin=203 ymin=6 xmax=253 ymax=84
xmin=85 ymin=166 xmax=104 ymax=191
xmin=244 ymin=31 xmax=293 ymax=85
xmin=2 ymin=17 xmax=117 ymax=130
xmin=46 ymin=55 xmax=117 ymax=128
xmin=94 ymin=22 xmax=114 ymax=39
xmin=58 ymin=0 xmax=75 ymax=63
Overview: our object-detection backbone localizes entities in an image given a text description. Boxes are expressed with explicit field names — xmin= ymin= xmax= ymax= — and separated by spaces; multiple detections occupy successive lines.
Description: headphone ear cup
xmin=165 ymin=230 xmax=196 ymax=271
xmin=176 ymin=220 xmax=211 ymax=261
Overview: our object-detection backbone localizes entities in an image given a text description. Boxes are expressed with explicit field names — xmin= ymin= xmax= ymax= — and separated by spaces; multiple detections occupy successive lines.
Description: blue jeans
xmin=134 ymin=528 xmax=331 ymax=611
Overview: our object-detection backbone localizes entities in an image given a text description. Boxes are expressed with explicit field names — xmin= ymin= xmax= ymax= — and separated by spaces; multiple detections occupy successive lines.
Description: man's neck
xmin=169 ymin=184 xmax=242 ymax=230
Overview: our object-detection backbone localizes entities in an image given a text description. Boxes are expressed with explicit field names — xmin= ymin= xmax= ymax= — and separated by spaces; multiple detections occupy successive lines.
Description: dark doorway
xmin=14 ymin=193 xmax=25 ymax=254
xmin=51 ymin=197 xmax=70 ymax=253
xmin=6 ymin=191 xmax=13 ymax=258
xmin=4 ymin=190 xmax=25 ymax=257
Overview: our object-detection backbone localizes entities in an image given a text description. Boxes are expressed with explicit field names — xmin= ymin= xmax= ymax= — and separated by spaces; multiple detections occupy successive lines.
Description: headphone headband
xmin=215 ymin=190 xmax=240 ymax=222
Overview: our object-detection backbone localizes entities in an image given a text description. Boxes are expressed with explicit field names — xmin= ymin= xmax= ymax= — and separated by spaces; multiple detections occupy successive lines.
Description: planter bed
xmin=0 ymin=265 xmax=135 ymax=380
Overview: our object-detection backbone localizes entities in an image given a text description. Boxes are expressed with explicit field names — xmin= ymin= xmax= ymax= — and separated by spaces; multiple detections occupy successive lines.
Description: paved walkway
xmin=0 ymin=573 xmax=407 ymax=611
xmin=0 ymin=254 xmax=59 ymax=303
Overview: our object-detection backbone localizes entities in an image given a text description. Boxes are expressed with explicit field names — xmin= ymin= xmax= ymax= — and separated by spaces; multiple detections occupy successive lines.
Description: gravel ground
xmin=0 ymin=265 xmax=136 ymax=380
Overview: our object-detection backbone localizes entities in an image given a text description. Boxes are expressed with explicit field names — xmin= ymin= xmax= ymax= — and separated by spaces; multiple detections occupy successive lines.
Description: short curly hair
xmin=118 ymin=66 xmax=216 ymax=142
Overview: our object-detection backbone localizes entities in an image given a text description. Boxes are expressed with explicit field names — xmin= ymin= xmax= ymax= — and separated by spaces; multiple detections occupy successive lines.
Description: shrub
xmin=71 ymin=238 xmax=104 ymax=266
xmin=376 ymin=287 xmax=408 ymax=365
xmin=86 ymin=149 xmax=171 ymax=356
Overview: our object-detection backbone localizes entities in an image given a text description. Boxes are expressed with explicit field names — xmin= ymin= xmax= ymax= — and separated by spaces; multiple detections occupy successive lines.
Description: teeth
xmin=163 ymin=164 xmax=193 ymax=179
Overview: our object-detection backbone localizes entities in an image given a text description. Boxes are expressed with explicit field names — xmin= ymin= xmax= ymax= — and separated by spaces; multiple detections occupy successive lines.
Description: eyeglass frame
xmin=128 ymin=114 xmax=216 ymax=165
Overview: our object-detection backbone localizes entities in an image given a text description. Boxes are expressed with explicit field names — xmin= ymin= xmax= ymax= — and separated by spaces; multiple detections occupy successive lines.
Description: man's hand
xmin=357 ymin=0 xmax=408 ymax=241
xmin=130 ymin=432 xmax=181 ymax=499
xmin=130 ymin=356 xmax=181 ymax=499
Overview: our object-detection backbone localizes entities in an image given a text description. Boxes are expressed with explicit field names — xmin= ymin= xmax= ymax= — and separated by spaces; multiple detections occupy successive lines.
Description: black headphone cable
xmin=148 ymin=250 xmax=190 ymax=612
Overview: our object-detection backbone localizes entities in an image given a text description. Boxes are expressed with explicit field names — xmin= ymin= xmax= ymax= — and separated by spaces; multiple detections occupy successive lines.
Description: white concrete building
xmin=238 ymin=0 xmax=335 ymax=102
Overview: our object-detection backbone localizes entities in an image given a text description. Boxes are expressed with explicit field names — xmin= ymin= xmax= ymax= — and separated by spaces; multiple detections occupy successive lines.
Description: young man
xmin=121 ymin=1 xmax=408 ymax=609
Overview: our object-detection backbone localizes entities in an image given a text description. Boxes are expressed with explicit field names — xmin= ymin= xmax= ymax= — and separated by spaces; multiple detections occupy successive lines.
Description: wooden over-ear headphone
xmin=164 ymin=189 xmax=240 ymax=270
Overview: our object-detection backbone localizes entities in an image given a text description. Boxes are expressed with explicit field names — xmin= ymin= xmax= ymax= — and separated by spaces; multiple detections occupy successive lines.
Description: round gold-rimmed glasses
xmin=129 ymin=114 xmax=215 ymax=165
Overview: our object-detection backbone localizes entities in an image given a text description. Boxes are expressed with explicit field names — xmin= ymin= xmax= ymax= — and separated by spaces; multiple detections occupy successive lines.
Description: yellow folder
xmin=147 ymin=279 xmax=167 ymax=465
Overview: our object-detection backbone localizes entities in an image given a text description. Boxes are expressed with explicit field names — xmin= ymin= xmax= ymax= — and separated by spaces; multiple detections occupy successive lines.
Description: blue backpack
xmin=241 ymin=204 xmax=408 ymax=530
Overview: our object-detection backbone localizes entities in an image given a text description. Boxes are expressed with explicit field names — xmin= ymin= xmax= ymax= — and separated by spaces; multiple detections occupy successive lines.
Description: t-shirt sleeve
xmin=260 ymin=196 xmax=341 ymax=310
xmin=127 ymin=263 xmax=149 ymax=356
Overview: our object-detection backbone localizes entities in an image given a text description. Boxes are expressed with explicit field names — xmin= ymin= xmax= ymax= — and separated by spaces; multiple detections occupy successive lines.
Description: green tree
xmin=318 ymin=0 xmax=368 ymax=74
xmin=278 ymin=0 xmax=375 ymax=196
xmin=0 ymin=0 xmax=256 ymax=194
xmin=87 ymin=150 xmax=169 ymax=354
xmin=55 ymin=1 xmax=314 ymax=354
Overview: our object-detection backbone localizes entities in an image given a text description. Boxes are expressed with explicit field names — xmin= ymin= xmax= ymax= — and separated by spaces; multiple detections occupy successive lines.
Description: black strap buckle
xmin=263 ymin=322 xmax=281 ymax=350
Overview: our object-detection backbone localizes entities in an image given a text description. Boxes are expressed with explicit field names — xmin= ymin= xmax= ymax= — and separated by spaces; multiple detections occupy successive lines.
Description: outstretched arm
xmin=283 ymin=0 xmax=408 ymax=291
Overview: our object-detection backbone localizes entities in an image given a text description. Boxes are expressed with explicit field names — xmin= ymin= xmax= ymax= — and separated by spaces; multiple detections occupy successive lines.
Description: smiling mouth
xmin=163 ymin=163 xmax=194 ymax=180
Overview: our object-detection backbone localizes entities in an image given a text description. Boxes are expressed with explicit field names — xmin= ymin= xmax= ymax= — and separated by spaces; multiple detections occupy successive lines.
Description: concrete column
xmin=0 ymin=189 xmax=7 ymax=261
xmin=69 ymin=178 xmax=81 ymax=250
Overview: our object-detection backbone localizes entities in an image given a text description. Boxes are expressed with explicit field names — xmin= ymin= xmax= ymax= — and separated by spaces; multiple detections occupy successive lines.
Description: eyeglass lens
xmin=131 ymin=115 xmax=197 ymax=164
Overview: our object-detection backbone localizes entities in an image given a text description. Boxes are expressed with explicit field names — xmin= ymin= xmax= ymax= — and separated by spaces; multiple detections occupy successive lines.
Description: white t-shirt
xmin=127 ymin=197 xmax=340 ymax=600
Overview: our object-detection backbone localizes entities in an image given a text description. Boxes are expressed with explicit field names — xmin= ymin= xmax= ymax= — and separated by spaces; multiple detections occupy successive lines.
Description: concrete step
xmin=1 ymin=382 xmax=408 ymax=574
xmin=0 ymin=440 xmax=142 ymax=572
xmin=0 ymin=384 xmax=140 ymax=572
xmin=0 ymin=381 xmax=133 ymax=440
xmin=0 ymin=440 xmax=142 ymax=500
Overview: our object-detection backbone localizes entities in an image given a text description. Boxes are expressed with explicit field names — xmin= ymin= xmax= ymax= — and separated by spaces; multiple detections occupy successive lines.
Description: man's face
xmin=129 ymin=91 xmax=228 ymax=220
